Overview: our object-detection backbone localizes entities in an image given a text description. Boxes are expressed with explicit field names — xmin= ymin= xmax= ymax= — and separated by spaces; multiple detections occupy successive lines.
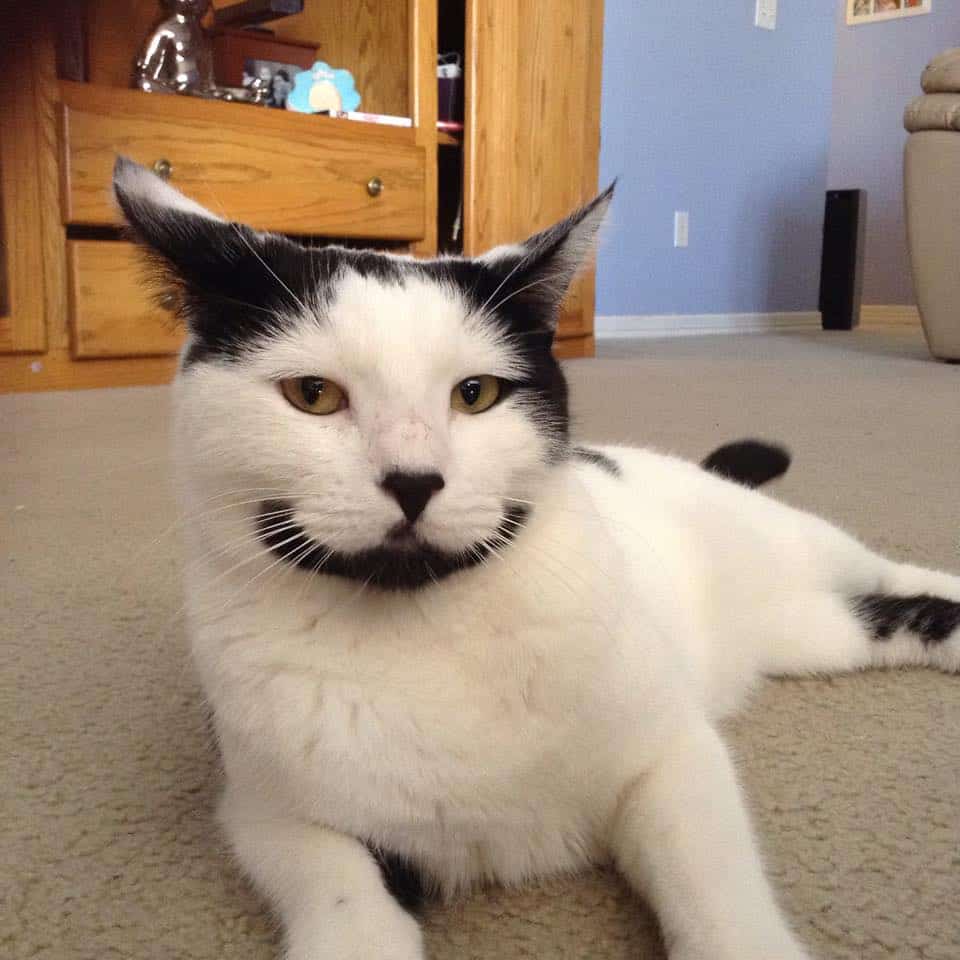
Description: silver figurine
xmin=133 ymin=0 xmax=216 ymax=96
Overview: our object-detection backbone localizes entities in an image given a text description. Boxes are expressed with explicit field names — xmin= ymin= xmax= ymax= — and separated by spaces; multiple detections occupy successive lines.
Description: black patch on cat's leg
xmin=367 ymin=846 xmax=429 ymax=915
xmin=572 ymin=446 xmax=621 ymax=477
xmin=852 ymin=593 xmax=960 ymax=645
xmin=701 ymin=439 xmax=791 ymax=488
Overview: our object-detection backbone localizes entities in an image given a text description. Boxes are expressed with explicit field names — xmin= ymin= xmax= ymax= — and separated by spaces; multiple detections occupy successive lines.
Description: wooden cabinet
xmin=67 ymin=241 xmax=184 ymax=359
xmin=0 ymin=0 xmax=603 ymax=391
xmin=60 ymin=83 xmax=427 ymax=239
xmin=463 ymin=0 xmax=604 ymax=356
xmin=0 ymin=8 xmax=61 ymax=358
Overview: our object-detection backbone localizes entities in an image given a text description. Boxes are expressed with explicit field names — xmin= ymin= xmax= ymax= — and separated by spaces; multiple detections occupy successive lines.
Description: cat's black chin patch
xmin=255 ymin=500 xmax=529 ymax=591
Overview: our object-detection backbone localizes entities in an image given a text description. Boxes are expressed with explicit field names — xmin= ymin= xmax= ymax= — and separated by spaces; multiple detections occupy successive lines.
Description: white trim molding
xmin=859 ymin=304 xmax=921 ymax=328
xmin=595 ymin=311 xmax=821 ymax=340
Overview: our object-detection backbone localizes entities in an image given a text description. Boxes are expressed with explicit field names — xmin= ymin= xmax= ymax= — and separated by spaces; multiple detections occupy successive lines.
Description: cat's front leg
xmin=609 ymin=721 xmax=811 ymax=960
xmin=219 ymin=786 xmax=424 ymax=960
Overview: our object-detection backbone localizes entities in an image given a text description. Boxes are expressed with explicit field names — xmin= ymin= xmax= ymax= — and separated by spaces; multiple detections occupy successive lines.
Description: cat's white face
xmin=177 ymin=270 xmax=553 ymax=581
xmin=115 ymin=158 xmax=610 ymax=589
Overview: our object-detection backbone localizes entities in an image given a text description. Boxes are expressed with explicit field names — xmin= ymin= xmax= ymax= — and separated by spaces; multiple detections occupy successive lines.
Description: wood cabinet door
xmin=463 ymin=0 xmax=603 ymax=350
xmin=0 ymin=13 xmax=61 ymax=355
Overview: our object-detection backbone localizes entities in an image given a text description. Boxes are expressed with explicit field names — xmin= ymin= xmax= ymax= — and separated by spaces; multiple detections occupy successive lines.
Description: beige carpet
xmin=3 ymin=328 xmax=959 ymax=960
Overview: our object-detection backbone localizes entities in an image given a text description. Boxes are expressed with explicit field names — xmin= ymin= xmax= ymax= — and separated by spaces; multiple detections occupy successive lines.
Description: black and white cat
xmin=114 ymin=158 xmax=959 ymax=960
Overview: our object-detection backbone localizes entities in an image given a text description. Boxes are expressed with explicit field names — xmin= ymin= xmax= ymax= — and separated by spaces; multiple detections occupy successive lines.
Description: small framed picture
xmin=243 ymin=59 xmax=301 ymax=109
xmin=847 ymin=0 xmax=931 ymax=25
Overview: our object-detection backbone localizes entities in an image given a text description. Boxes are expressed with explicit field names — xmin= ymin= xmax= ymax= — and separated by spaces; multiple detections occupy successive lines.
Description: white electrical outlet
xmin=755 ymin=0 xmax=776 ymax=30
xmin=674 ymin=211 xmax=689 ymax=248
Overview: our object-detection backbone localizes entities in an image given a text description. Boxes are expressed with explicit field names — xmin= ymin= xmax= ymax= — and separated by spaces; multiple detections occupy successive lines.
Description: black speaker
xmin=819 ymin=189 xmax=866 ymax=331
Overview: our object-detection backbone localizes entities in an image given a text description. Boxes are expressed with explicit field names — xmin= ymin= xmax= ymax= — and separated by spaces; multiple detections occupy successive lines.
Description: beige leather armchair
xmin=904 ymin=48 xmax=960 ymax=361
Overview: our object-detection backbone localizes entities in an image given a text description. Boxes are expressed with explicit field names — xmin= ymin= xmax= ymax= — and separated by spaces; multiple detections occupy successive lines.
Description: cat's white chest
xmin=200 ymin=590 xmax=653 ymax=887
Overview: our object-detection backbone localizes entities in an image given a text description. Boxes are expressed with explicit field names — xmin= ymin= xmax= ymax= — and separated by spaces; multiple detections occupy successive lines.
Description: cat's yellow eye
xmin=451 ymin=375 xmax=501 ymax=414
xmin=279 ymin=376 xmax=347 ymax=415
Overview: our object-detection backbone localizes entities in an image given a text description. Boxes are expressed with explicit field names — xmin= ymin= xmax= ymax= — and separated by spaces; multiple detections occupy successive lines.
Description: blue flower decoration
xmin=287 ymin=61 xmax=361 ymax=114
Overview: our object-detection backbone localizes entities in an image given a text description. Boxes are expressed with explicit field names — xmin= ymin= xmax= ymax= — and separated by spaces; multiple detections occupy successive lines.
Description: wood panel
xmin=68 ymin=240 xmax=184 ymax=358
xmin=60 ymin=83 xmax=426 ymax=239
xmin=35 ymin=15 xmax=70 ymax=358
xmin=0 ymin=350 xmax=179 ymax=393
xmin=85 ymin=1 xmax=158 ymax=88
xmin=409 ymin=0 xmax=438 ymax=256
xmin=86 ymin=0 xmax=409 ymax=116
xmin=463 ymin=0 xmax=604 ymax=352
xmin=553 ymin=335 xmax=594 ymax=360
xmin=0 ymin=9 xmax=49 ymax=353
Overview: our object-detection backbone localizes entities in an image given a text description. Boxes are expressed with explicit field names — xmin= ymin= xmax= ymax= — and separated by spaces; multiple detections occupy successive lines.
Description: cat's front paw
xmin=288 ymin=895 xmax=425 ymax=960
xmin=673 ymin=948 xmax=811 ymax=960
xmin=670 ymin=928 xmax=812 ymax=960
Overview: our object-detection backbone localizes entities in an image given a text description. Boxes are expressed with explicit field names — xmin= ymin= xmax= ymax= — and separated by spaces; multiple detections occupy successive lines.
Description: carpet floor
xmin=3 ymin=328 xmax=958 ymax=960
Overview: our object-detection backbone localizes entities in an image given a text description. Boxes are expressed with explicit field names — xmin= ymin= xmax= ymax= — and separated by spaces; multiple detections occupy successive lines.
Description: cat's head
xmin=114 ymin=158 xmax=611 ymax=591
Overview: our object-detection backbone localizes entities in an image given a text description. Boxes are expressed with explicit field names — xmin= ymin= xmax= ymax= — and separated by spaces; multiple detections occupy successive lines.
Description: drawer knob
xmin=152 ymin=158 xmax=173 ymax=180
xmin=366 ymin=176 xmax=384 ymax=198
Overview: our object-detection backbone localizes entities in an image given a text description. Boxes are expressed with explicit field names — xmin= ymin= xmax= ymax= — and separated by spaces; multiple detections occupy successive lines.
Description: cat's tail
xmin=701 ymin=439 xmax=791 ymax=488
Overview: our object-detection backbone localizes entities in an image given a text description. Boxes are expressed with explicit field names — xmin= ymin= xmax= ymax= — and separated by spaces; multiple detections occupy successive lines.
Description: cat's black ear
xmin=112 ymin=156 xmax=317 ymax=360
xmin=113 ymin=155 xmax=235 ymax=280
xmin=478 ymin=182 xmax=614 ymax=333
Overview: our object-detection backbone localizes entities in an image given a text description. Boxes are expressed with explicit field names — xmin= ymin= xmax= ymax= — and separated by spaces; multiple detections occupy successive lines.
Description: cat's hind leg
xmin=754 ymin=556 xmax=960 ymax=680
xmin=852 ymin=561 xmax=960 ymax=673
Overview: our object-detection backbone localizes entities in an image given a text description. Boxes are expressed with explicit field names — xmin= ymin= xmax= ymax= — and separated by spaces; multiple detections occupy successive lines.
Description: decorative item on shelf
xmin=437 ymin=52 xmax=463 ymax=123
xmin=242 ymin=59 xmax=304 ymax=108
xmin=213 ymin=82 xmax=270 ymax=105
xmin=212 ymin=27 xmax=317 ymax=104
xmin=134 ymin=0 xmax=312 ymax=106
xmin=287 ymin=61 xmax=361 ymax=114
xmin=133 ymin=0 xmax=216 ymax=95
xmin=323 ymin=111 xmax=412 ymax=128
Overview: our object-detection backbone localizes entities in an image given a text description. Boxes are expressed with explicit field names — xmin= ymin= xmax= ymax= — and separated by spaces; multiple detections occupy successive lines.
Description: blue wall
xmin=829 ymin=4 xmax=960 ymax=304
xmin=596 ymin=2 xmax=838 ymax=319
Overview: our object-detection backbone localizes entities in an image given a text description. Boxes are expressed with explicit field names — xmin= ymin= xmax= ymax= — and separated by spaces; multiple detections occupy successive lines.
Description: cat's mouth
xmin=255 ymin=499 xmax=529 ymax=591
xmin=384 ymin=520 xmax=422 ymax=547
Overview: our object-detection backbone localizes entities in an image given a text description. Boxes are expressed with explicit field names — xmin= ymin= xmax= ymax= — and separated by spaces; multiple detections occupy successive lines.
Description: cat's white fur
xmin=125 ymin=168 xmax=960 ymax=960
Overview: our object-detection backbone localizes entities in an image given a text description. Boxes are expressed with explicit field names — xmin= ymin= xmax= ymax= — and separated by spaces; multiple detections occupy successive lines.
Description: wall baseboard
xmin=859 ymin=304 xmax=921 ymax=328
xmin=595 ymin=311 xmax=822 ymax=339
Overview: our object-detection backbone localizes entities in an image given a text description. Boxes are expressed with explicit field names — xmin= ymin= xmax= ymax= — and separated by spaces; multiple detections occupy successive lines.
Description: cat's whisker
xmin=195 ymin=531 xmax=319 ymax=620
xmin=483 ymin=269 xmax=571 ymax=319
xmin=185 ymin=519 xmax=304 ymax=571
xmin=227 ymin=220 xmax=311 ymax=317
xmin=474 ymin=246 xmax=537 ymax=317
xmin=265 ymin=537 xmax=326 ymax=598
xmin=295 ymin=546 xmax=335 ymax=605
xmin=143 ymin=504 xmax=297 ymax=567
xmin=204 ymin=290 xmax=286 ymax=318
xmin=139 ymin=490 xmax=302 ymax=555
xmin=193 ymin=528 xmax=308 ymax=600
xmin=201 ymin=179 xmax=312 ymax=317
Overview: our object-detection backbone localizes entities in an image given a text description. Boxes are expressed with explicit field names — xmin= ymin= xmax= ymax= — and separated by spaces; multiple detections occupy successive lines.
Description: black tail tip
xmin=701 ymin=439 xmax=791 ymax=488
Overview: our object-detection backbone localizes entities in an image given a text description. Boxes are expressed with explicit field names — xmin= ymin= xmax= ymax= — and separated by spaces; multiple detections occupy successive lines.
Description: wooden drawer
xmin=60 ymin=82 xmax=426 ymax=240
xmin=68 ymin=240 xmax=184 ymax=358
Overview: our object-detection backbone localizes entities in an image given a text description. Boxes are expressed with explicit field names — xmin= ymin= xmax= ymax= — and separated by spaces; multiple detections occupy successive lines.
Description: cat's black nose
xmin=381 ymin=471 xmax=445 ymax=524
